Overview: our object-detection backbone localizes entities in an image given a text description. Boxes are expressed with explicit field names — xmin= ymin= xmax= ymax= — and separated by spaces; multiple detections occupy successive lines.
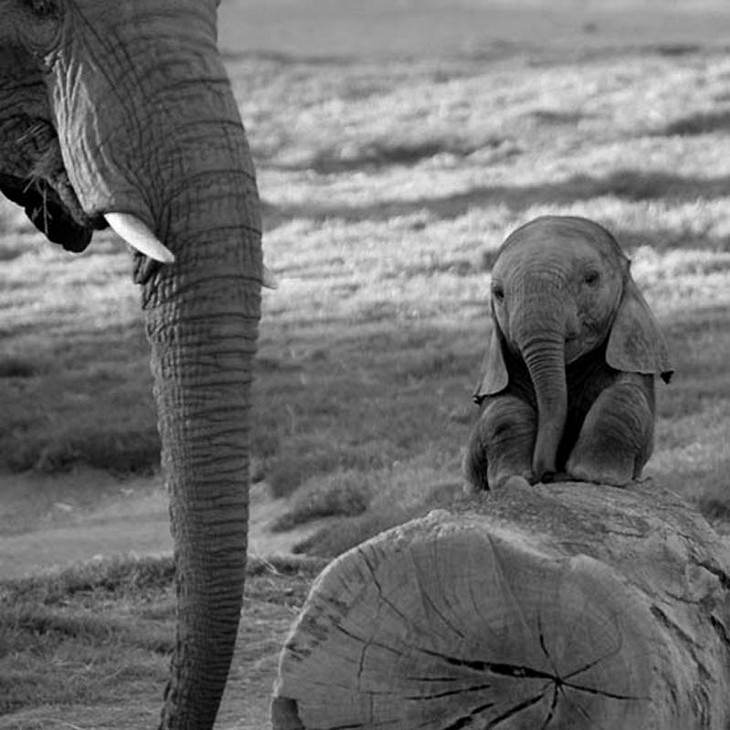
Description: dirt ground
xmin=0 ymin=468 xmax=325 ymax=730
xmin=0 ymin=470 xmax=323 ymax=581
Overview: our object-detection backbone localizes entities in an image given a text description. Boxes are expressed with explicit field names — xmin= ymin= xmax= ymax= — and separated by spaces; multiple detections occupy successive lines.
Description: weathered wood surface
xmin=271 ymin=479 xmax=730 ymax=729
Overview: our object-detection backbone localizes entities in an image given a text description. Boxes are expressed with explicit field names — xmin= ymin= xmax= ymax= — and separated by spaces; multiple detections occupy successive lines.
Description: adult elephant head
xmin=0 ymin=2 xmax=261 ymax=727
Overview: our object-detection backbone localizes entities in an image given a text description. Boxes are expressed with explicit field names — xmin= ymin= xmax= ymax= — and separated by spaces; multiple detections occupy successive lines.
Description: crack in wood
xmin=334 ymin=619 xmax=401 ymax=668
xmin=418 ymin=647 xmax=556 ymax=680
xmin=664 ymin=590 xmax=705 ymax=604
xmin=319 ymin=583 xmax=648 ymax=729
xmin=540 ymin=682 xmax=560 ymax=729
xmin=413 ymin=554 xmax=467 ymax=641
xmin=697 ymin=560 xmax=730 ymax=590
xmin=486 ymin=534 xmax=536 ymax=648
xmin=558 ymin=679 xmax=648 ymax=701
xmin=562 ymin=691 xmax=597 ymax=729
xmin=535 ymin=614 xmax=647 ymax=727
xmin=562 ymin=634 xmax=623 ymax=681
xmin=537 ymin=616 xmax=563 ymax=730
xmin=484 ymin=690 xmax=548 ymax=728
xmin=442 ymin=717 xmax=477 ymax=730
xmin=710 ymin=615 xmax=730 ymax=648
xmin=325 ymin=616 xmax=645 ymax=730
xmin=358 ymin=546 xmax=416 ymax=629
xmin=404 ymin=682 xmax=492 ymax=701
xmin=440 ymin=700 xmax=497 ymax=730
xmin=650 ymin=605 xmax=700 ymax=648
xmin=405 ymin=675 xmax=464 ymax=683
xmin=537 ymin=614 xmax=559 ymax=676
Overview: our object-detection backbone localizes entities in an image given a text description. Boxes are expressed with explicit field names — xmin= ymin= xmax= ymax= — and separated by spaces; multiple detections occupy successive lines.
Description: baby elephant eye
xmin=584 ymin=270 xmax=600 ymax=286
xmin=491 ymin=283 xmax=505 ymax=301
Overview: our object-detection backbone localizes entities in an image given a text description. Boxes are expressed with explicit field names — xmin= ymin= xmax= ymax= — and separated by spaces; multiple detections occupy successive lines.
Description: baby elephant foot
xmin=502 ymin=474 xmax=532 ymax=491
xmin=463 ymin=394 xmax=537 ymax=492
xmin=462 ymin=450 xmax=532 ymax=492
xmin=490 ymin=467 xmax=534 ymax=491
xmin=566 ymin=455 xmax=634 ymax=487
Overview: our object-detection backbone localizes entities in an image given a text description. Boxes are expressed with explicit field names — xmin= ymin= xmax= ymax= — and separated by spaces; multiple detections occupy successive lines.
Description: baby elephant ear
xmin=473 ymin=323 xmax=509 ymax=404
xmin=606 ymin=276 xmax=673 ymax=383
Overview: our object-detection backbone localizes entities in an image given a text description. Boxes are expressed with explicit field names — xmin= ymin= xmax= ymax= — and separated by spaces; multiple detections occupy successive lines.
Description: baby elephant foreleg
xmin=464 ymin=395 xmax=537 ymax=490
xmin=566 ymin=374 xmax=655 ymax=486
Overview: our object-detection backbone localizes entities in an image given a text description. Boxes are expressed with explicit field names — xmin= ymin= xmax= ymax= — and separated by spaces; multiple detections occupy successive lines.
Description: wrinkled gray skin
xmin=465 ymin=216 xmax=673 ymax=490
xmin=0 ymin=2 xmax=261 ymax=728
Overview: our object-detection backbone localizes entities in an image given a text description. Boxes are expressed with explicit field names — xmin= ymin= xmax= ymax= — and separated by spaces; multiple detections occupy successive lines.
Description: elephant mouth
xmin=0 ymin=118 xmax=108 ymax=254
xmin=564 ymin=323 xmax=608 ymax=364
xmin=564 ymin=335 xmax=591 ymax=364
xmin=0 ymin=172 xmax=93 ymax=251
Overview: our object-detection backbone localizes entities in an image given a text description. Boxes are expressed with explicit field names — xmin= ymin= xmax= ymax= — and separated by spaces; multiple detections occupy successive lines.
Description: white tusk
xmin=105 ymin=212 xmax=175 ymax=263
xmin=262 ymin=264 xmax=278 ymax=289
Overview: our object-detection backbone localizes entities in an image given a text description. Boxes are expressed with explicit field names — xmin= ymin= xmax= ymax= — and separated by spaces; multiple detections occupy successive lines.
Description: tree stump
xmin=271 ymin=480 xmax=730 ymax=729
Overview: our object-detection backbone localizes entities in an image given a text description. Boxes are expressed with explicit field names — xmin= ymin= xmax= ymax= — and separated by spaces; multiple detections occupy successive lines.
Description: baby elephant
xmin=465 ymin=215 xmax=673 ymax=490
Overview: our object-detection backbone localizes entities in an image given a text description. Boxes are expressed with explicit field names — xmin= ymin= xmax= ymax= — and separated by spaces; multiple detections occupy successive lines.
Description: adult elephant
xmin=1 ymin=2 xmax=262 ymax=728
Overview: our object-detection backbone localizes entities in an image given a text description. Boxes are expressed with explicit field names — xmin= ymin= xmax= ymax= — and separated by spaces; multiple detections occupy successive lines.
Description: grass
xmin=0 ymin=556 xmax=173 ymax=717
xmin=269 ymin=469 xmax=374 ymax=530
xmin=0 ymin=554 xmax=322 ymax=724
xmin=0 ymin=237 xmax=159 ymax=474
xmin=290 ymin=464 xmax=464 ymax=558
xmin=247 ymin=45 xmax=730 ymax=535
xmin=2 ymin=32 xmax=729 ymax=526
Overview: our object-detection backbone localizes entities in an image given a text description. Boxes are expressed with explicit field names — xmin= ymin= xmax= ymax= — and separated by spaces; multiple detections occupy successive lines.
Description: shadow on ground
xmin=263 ymin=170 xmax=730 ymax=232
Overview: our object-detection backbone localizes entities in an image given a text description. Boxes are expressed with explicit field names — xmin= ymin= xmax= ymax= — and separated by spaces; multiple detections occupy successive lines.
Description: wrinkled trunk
xmin=521 ymin=334 xmax=567 ymax=480
xmin=141 ymin=127 xmax=261 ymax=730
xmin=145 ymin=179 xmax=260 ymax=730
xmin=513 ymin=284 xmax=567 ymax=481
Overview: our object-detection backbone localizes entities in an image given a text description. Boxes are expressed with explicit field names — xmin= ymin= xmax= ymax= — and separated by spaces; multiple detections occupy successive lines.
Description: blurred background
xmin=1 ymin=1 xmax=729 ymax=726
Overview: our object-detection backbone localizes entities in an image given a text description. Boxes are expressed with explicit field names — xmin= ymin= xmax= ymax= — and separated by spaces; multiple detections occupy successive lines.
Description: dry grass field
xmin=1 ymin=1 xmax=730 ymax=726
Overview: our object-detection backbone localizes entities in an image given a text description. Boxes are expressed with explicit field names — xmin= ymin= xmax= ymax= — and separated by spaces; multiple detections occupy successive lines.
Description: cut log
xmin=271 ymin=479 xmax=730 ymax=730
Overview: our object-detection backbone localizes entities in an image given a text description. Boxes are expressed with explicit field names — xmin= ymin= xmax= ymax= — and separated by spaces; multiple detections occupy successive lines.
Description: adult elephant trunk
xmin=137 ymin=90 xmax=261 ymax=730
xmin=145 ymin=166 xmax=261 ymax=729
xmin=513 ymin=288 xmax=568 ymax=482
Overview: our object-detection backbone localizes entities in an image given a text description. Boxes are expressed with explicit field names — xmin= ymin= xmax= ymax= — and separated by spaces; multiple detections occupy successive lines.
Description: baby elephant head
xmin=474 ymin=215 xmax=672 ymax=481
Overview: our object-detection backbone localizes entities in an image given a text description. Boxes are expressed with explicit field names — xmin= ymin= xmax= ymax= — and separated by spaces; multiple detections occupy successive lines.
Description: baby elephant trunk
xmin=519 ymin=333 xmax=568 ymax=482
